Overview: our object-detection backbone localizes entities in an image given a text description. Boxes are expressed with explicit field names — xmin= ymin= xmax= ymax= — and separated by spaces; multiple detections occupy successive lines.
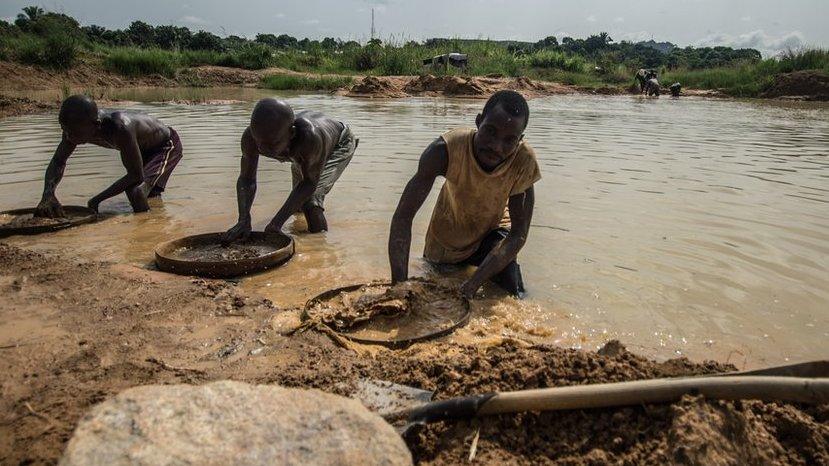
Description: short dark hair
xmin=250 ymin=98 xmax=294 ymax=130
xmin=59 ymin=95 xmax=98 ymax=126
xmin=481 ymin=90 xmax=529 ymax=129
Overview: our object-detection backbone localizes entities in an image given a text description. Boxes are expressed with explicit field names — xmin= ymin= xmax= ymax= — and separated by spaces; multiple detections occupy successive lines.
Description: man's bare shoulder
xmin=417 ymin=137 xmax=448 ymax=178
xmin=292 ymin=116 xmax=325 ymax=160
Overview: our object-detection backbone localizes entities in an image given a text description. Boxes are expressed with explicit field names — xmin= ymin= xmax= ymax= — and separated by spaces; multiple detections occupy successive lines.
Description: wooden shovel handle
xmin=478 ymin=376 xmax=829 ymax=415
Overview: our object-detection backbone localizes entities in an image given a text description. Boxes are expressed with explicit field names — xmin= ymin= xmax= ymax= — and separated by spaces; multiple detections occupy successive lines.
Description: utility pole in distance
xmin=371 ymin=8 xmax=375 ymax=40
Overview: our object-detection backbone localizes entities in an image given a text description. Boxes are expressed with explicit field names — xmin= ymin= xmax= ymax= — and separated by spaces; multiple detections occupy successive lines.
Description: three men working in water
xmin=38 ymin=90 xmax=539 ymax=299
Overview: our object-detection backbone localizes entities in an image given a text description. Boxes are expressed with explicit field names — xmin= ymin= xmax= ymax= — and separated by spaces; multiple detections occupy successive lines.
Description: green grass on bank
xmin=2 ymin=18 xmax=828 ymax=97
xmin=662 ymin=49 xmax=829 ymax=97
xmin=260 ymin=74 xmax=353 ymax=91
xmin=102 ymin=44 xmax=276 ymax=77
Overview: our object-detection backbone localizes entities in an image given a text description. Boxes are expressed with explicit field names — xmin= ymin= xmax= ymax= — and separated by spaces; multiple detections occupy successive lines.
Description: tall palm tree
xmin=21 ymin=6 xmax=44 ymax=21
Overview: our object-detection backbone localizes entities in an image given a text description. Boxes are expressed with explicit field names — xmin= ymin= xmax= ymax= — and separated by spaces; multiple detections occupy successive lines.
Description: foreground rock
xmin=60 ymin=381 xmax=412 ymax=466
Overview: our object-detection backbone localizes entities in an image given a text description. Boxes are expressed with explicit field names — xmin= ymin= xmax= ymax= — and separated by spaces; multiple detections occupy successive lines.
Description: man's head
xmin=59 ymin=95 xmax=99 ymax=144
xmin=474 ymin=90 xmax=529 ymax=170
xmin=249 ymin=98 xmax=295 ymax=159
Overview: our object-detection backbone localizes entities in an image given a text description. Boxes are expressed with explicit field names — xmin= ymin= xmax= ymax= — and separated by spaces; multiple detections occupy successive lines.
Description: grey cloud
xmin=695 ymin=30 xmax=806 ymax=56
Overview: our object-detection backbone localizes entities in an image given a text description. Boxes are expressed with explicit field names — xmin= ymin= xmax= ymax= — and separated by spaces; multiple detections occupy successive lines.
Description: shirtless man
xmin=35 ymin=95 xmax=182 ymax=217
xmin=222 ymin=98 xmax=357 ymax=241
xmin=389 ymin=90 xmax=541 ymax=299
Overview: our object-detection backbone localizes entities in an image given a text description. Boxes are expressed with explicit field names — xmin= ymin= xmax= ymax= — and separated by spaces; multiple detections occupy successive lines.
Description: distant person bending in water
xmin=645 ymin=78 xmax=661 ymax=97
xmin=388 ymin=90 xmax=541 ymax=299
xmin=635 ymin=68 xmax=657 ymax=93
xmin=670 ymin=82 xmax=682 ymax=97
xmin=222 ymin=98 xmax=358 ymax=241
xmin=35 ymin=95 xmax=182 ymax=217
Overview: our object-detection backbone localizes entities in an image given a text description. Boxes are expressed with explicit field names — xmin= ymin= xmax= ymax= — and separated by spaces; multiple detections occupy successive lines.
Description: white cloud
xmin=694 ymin=30 xmax=805 ymax=56
xmin=740 ymin=16 xmax=751 ymax=22
xmin=613 ymin=17 xmax=625 ymax=23
xmin=301 ymin=19 xmax=320 ymax=25
xmin=179 ymin=15 xmax=209 ymax=25
xmin=618 ymin=31 xmax=653 ymax=42
xmin=586 ymin=15 xmax=596 ymax=22
xmin=275 ymin=13 xmax=285 ymax=19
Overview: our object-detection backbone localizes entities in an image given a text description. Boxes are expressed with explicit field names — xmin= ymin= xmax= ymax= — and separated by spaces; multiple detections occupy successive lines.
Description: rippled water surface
xmin=1 ymin=92 xmax=827 ymax=368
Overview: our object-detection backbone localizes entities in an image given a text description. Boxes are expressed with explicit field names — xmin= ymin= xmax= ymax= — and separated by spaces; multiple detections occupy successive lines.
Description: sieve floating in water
xmin=154 ymin=231 xmax=294 ymax=278
xmin=0 ymin=206 xmax=97 ymax=239
xmin=302 ymin=279 xmax=471 ymax=349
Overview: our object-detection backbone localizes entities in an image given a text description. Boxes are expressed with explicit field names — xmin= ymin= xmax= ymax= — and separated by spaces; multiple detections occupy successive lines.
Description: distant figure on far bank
xmin=645 ymin=77 xmax=661 ymax=97
xmin=670 ymin=82 xmax=682 ymax=97
xmin=35 ymin=95 xmax=182 ymax=217
xmin=635 ymin=68 xmax=657 ymax=93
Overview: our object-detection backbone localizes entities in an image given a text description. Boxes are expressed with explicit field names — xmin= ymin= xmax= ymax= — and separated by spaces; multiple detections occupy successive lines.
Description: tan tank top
xmin=424 ymin=128 xmax=541 ymax=263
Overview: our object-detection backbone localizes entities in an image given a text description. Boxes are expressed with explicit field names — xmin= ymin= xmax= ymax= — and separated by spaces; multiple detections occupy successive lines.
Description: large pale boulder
xmin=60 ymin=380 xmax=412 ymax=466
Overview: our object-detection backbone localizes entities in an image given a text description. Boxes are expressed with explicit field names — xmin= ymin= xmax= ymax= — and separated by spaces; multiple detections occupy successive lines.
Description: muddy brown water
xmin=0 ymin=90 xmax=827 ymax=368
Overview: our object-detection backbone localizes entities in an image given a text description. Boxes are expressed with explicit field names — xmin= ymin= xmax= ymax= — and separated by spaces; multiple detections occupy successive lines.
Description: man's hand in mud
xmin=86 ymin=197 xmax=101 ymax=214
xmin=221 ymin=220 xmax=252 ymax=245
xmin=263 ymin=220 xmax=284 ymax=235
xmin=35 ymin=196 xmax=65 ymax=218
xmin=459 ymin=279 xmax=480 ymax=300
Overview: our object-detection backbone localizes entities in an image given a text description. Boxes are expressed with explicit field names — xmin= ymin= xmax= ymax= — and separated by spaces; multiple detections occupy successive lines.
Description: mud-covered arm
xmin=221 ymin=129 xmax=260 ymax=243
xmin=265 ymin=131 xmax=322 ymax=232
xmin=460 ymin=186 xmax=535 ymax=298
xmin=236 ymin=128 xmax=260 ymax=224
xmin=388 ymin=138 xmax=448 ymax=283
xmin=35 ymin=135 xmax=77 ymax=217
xmin=88 ymin=126 xmax=144 ymax=210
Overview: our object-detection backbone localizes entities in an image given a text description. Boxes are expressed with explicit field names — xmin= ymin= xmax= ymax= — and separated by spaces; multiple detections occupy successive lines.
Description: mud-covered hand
xmin=221 ymin=220 xmax=252 ymax=245
xmin=35 ymin=195 xmax=65 ymax=218
xmin=86 ymin=196 xmax=101 ymax=214
xmin=263 ymin=219 xmax=284 ymax=234
xmin=459 ymin=279 xmax=481 ymax=300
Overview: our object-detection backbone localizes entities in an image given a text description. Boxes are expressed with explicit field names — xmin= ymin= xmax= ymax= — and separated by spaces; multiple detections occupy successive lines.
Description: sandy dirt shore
xmin=0 ymin=242 xmax=826 ymax=465
xmin=0 ymin=59 xmax=736 ymax=119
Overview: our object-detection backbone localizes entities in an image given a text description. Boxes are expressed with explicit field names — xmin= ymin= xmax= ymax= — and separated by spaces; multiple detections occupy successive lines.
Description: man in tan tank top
xmin=389 ymin=91 xmax=541 ymax=298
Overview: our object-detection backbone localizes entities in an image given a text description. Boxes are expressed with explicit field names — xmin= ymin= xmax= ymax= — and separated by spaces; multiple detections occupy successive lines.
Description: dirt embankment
xmin=346 ymin=74 xmax=579 ymax=99
xmin=0 ymin=95 xmax=59 ymax=119
xmin=0 ymin=243 xmax=826 ymax=465
xmin=0 ymin=60 xmax=306 ymax=92
xmin=761 ymin=70 xmax=829 ymax=101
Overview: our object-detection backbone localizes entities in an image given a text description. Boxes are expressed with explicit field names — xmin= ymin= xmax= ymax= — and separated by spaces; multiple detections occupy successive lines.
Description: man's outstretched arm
xmin=460 ymin=186 xmax=535 ymax=298
xmin=35 ymin=136 xmax=76 ymax=218
xmin=388 ymin=138 xmax=447 ymax=283
xmin=87 ymin=126 xmax=144 ymax=211
xmin=223 ymin=128 xmax=260 ymax=243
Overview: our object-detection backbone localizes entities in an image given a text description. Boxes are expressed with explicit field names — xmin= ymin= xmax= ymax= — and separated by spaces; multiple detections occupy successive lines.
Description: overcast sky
xmin=2 ymin=0 xmax=827 ymax=56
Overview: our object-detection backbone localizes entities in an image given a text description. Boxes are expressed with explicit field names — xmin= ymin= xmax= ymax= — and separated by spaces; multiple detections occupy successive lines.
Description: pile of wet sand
xmin=0 ymin=243 xmax=826 ymax=464
xmin=172 ymin=243 xmax=269 ymax=262
xmin=0 ymin=212 xmax=67 ymax=228
xmin=347 ymin=75 xmax=577 ymax=99
xmin=403 ymin=75 xmax=489 ymax=96
xmin=761 ymin=70 xmax=829 ymax=101
xmin=304 ymin=280 xmax=467 ymax=342
xmin=347 ymin=76 xmax=409 ymax=98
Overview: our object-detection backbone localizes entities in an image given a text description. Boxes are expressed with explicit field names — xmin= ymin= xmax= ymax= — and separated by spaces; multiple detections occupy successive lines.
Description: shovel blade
xmin=351 ymin=378 xmax=434 ymax=418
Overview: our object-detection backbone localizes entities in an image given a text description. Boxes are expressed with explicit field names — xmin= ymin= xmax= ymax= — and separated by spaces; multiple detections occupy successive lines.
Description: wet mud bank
xmin=1 ymin=243 xmax=826 ymax=465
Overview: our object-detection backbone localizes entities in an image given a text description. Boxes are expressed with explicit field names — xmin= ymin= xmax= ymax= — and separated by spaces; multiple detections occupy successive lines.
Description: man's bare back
xmin=223 ymin=98 xmax=357 ymax=242
xmin=36 ymin=95 xmax=183 ymax=217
